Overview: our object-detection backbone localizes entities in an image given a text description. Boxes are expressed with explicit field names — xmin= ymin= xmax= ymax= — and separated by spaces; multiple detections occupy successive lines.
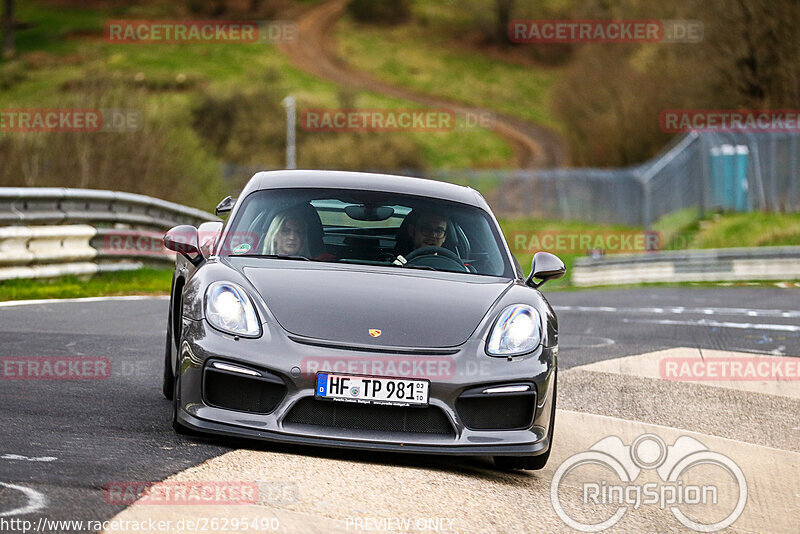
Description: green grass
xmin=499 ymin=211 xmax=800 ymax=290
xmin=651 ymin=207 xmax=701 ymax=250
xmin=692 ymin=212 xmax=800 ymax=248
xmin=335 ymin=11 xmax=561 ymax=129
xmin=498 ymin=217 xmax=647 ymax=289
xmin=651 ymin=210 xmax=800 ymax=250
xmin=0 ymin=268 xmax=172 ymax=302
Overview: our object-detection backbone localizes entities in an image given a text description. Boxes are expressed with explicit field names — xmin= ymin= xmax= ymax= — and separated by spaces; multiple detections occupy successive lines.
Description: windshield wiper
xmin=401 ymin=264 xmax=440 ymax=271
xmin=244 ymin=254 xmax=312 ymax=261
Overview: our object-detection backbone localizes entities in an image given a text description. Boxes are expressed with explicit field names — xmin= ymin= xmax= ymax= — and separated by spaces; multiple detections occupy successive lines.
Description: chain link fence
xmin=222 ymin=131 xmax=800 ymax=228
xmin=439 ymin=132 xmax=800 ymax=227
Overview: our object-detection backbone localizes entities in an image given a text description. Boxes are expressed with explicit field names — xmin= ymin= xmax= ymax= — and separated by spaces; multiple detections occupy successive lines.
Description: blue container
xmin=709 ymin=144 xmax=749 ymax=211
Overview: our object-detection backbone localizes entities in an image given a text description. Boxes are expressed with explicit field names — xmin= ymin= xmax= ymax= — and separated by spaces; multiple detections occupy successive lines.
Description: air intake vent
xmin=456 ymin=384 xmax=536 ymax=430
xmin=203 ymin=362 xmax=286 ymax=414
xmin=284 ymin=398 xmax=454 ymax=436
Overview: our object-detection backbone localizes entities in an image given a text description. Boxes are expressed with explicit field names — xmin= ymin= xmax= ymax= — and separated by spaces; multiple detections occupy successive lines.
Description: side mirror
xmin=525 ymin=252 xmax=566 ymax=288
xmin=164 ymin=225 xmax=203 ymax=266
xmin=198 ymin=221 xmax=224 ymax=257
xmin=215 ymin=196 xmax=236 ymax=216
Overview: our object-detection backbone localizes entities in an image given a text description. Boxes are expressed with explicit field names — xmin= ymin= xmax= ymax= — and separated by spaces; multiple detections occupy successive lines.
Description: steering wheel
xmin=403 ymin=246 xmax=468 ymax=271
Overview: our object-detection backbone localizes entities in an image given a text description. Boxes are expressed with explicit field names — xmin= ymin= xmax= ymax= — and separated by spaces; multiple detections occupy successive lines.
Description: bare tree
xmin=495 ymin=0 xmax=514 ymax=45
xmin=700 ymin=0 xmax=800 ymax=108
xmin=2 ymin=0 xmax=14 ymax=59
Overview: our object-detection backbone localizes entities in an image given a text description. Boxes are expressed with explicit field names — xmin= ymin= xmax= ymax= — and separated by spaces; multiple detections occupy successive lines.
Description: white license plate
xmin=315 ymin=373 xmax=429 ymax=407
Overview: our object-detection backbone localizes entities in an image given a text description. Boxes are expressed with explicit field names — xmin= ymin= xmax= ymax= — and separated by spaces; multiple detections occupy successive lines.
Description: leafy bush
xmin=298 ymin=132 xmax=424 ymax=171
xmin=0 ymin=79 xmax=226 ymax=211
xmin=348 ymin=0 xmax=411 ymax=25
xmin=193 ymin=85 xmax=426 ymax=173
xmin=192 ymin=87 xmax=287 ymax=168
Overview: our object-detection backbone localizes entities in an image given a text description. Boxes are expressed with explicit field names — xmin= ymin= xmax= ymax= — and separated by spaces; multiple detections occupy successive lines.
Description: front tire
xmin=494 ymin=372 xmax=557 ymax=471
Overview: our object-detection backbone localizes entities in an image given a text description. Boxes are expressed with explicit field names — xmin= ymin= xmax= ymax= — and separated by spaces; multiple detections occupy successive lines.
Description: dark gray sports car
xmin=162 ymin=170 xmax=564 ymax=470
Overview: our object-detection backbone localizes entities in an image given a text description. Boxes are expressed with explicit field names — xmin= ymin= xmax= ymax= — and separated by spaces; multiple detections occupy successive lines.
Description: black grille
xmin=456 ymin=387 xmax=536 ymax=430
xmin=203 ymin=366 xmax=286 ymax=414
xmin=284 ymin=398 xmax=454 ymax=436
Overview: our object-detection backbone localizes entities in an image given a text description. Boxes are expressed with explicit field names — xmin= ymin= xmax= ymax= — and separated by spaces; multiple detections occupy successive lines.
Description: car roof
xmin=243 ymin=170 xmax=487 ymax=209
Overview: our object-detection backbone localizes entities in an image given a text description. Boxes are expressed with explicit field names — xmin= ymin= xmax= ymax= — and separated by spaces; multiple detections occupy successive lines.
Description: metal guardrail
xmin=0 ymin=188 xmax=218 ymax=280
xmin=0 ymin=187 xmax=218 ymax=229
xmin=572 ymin=246 xmax=800 ymax=286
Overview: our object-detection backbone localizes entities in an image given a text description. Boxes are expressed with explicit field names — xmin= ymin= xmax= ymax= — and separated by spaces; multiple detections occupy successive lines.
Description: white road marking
xmin=555 ymin=305 xmax=800 ymax=319
xmin=0 ymin=482 xmax=47 ymax=517
xmin=573 ymin=347 xmax=800 ymax=398
xmin=0 ymin=295 xmax=169 ymax=308
xmin=1 ymin=454 xmax=57 ymax=462
xmin=621 ymin=317 xmax=800 ymax=333
xmin=561 ymin=336 xmax=615 ymax=349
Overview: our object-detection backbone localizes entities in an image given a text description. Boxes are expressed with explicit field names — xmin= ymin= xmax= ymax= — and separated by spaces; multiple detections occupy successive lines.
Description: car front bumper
xmin=175 ymin=318 xmax=557 ymax=456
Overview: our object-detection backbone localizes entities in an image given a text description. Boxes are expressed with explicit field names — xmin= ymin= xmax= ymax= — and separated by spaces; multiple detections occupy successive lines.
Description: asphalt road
xmin=0 ymin=288 xmax=798 ymax=533
xmin=550 ymin=288 xmax=800 ymax=366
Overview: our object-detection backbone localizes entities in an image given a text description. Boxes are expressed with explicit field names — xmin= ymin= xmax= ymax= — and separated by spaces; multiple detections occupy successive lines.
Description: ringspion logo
xmin=551 ymin=433 xmax=747 ymax=532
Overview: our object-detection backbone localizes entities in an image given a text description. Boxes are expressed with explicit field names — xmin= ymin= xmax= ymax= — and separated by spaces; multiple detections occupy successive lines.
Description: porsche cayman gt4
xmin=163 ymin=170 xmax=564 ymax=470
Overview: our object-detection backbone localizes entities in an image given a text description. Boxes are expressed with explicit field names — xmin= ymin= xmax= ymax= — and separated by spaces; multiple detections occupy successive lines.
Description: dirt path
xmin=278 ymin=0 xmax=568 ymax=168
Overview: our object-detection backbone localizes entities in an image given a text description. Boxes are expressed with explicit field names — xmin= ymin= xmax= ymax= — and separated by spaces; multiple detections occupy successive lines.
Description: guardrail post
xmin=641 ymin=178 xmax=651 ymax=229
xmin=791 ymin=135 xmax=799 ymax=211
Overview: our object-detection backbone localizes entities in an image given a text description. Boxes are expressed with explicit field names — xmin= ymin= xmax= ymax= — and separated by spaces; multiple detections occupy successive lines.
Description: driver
xmin=393 ymin=210 xmax=449 ymax=264
xmin=409 ymin=211 xmax=447 ymax=251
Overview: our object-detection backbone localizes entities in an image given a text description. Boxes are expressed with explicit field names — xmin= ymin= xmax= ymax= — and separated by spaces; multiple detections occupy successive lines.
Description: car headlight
xmin=486 ymin=304 xmax=541 ymax=356
xmin=205 ymin=282 xmax=261 ymax=337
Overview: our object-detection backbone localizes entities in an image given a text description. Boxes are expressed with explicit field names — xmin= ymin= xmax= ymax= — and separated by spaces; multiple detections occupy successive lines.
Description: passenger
xmin=263 ymin=209 xmax=311 ymax=257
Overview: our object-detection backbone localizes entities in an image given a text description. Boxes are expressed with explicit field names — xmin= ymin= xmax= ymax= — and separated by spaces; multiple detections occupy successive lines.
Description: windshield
xmin=220 ymin=188 xmax=512 ymax=277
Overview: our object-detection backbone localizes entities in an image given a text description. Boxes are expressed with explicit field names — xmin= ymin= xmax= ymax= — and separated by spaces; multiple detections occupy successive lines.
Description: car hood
xmin=242 ymin=265 xmax=512 ymax=348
